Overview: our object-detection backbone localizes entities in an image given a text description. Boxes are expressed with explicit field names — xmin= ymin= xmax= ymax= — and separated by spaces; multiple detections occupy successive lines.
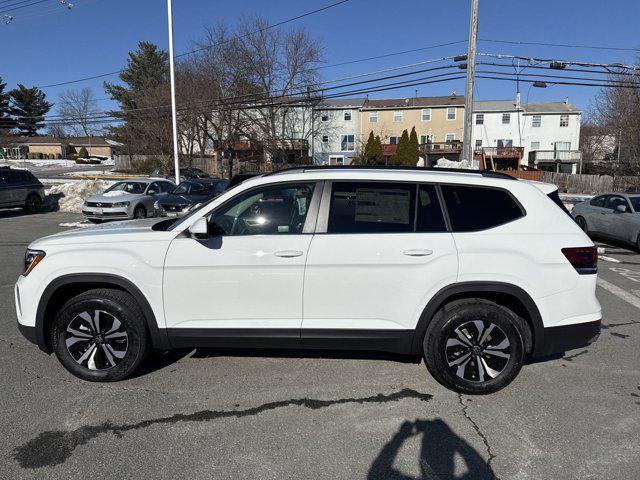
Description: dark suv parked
xmin=0 ymin=167 xmax=45 ymax=213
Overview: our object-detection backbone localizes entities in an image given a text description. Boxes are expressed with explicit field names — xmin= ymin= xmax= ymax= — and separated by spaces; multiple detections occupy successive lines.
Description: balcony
xmin=474 ymin=147 xmax=524 ymax=159
xmin=420 ymin=141 xmax=463 ymax=154
xmin=529 ymin=150 xmax=582 ymax=162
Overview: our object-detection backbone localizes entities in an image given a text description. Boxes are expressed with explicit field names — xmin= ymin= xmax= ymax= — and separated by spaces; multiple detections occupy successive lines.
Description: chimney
xmin=415 ymin=89 xmax=418 ymax=99
xmin=451 ymin=89 xmax=457 ymax=98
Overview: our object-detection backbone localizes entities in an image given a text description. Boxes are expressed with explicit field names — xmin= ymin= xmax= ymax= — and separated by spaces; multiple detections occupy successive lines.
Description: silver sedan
xmin=571 ymin=192 xmax=640 ymax=250
xmin=82 ymin=178 xmax=175 ymax=223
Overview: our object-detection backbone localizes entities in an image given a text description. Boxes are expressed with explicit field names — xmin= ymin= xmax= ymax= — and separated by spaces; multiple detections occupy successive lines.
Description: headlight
xmin=112 ymin=201 xmax=130 ymax=207
xmin=24 ymin=249 xmax=45 ymax=276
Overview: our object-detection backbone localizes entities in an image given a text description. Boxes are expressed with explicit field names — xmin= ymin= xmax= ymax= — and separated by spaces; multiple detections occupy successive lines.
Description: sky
xmin=1 ymin=0 xmax=639 ymax=124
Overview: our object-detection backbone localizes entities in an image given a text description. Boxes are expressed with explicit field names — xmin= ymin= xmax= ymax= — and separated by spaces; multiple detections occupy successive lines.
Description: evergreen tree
xmin=0 ymin=76 xmax=14 ymax=133
xmin=391 ymin=129 xmax=410 ymax=166
xmin=408 ymin=126 xmax=420 ymax=166
xmin=78 ymin=146 xmax=89 ymax=158
xmin=373 ymin=135 xmax=383 ymax=165
xmin=363 ymin=131 xmax=375 ymax=165
xmin=9 ymin=85 xmax=52 ymax=136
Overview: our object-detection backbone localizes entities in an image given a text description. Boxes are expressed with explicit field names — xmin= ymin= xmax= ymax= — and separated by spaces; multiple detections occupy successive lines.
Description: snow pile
xmin=44 ymin=180 xmax=111 ymax=213
xmin=435 ymin=157 xmax=471 ymax=169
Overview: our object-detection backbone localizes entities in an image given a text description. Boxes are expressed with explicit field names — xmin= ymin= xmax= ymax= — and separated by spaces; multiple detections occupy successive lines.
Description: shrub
xmin=78 ymin=147 xmax=89 ymax=158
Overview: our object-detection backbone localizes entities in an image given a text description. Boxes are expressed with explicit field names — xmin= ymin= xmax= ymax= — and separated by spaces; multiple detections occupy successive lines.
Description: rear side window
xmin=416 ymin=184 xmax=447 ymax=232
xmin=328 ymin=182 xmax=415 ymax=233
xmin=1 ymin=171 xmax=19 ymax=184
xmin=547 ymin=190 xmax=572 ymax=217
xmin=441 ymin=185 xmax=524 ymax=232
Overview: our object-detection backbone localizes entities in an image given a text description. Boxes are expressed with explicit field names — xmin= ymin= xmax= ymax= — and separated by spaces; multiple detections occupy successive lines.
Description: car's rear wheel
xmin=51 ymin=288 xmax=149 ymax=382
xmin=24 ymin=194 xmax=42 ymax=213
xmin=423 ymin=299 xmax=526 ymax=394
xmin=575 ymin=216 xmax=588 ymax=233
xmin=133 ymin=205 xmax=147 ymax=219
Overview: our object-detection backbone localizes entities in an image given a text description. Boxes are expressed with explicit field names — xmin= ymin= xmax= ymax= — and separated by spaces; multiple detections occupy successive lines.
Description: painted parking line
xmin=597 ymin=277 xmax=640 ymax=311
xmin=599 ymin=255 xmax=621 ymax=263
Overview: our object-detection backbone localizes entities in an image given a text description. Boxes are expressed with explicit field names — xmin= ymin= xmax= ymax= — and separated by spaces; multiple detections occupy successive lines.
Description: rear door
xmin=301 ymin=181 xmax=458 ymax=350
xmin=0 ymin=171 xmax=20 ymax=206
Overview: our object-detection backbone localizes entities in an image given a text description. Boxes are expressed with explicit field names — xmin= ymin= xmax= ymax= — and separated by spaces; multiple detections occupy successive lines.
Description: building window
xmin=393 ymin=111 xmax=403 ymax=122
xmin=475 ymin=113 xmax=484 ymax=125
xmin=560 ymin=114 xmax=569 ymax=127
xmin=321 ymin=135 xmax=329 ymax=144
xmin=321 ymin=114 xmax=329 ymax=122
xmin=445 ymin=133 xmax=455 ymax=142
xmin=532 ymin=115 xmax=541 ymax=127
xmin=341 ymin=134 xmax=355 ymax=151
xmin=475 ymin=139 xmax=482 ymax=148
xmin=447 ymin=107 xmax=456 ymax=120
xmin=497 ymin=139 xmax=513 ymax=147
xmin=554 ymin=141 xmax=571 ymax=150
xmin=420 ymin=134 xmax=434 ymax=144
xmin=369 ymin=112 xmax=378 ymax=123
xmin=329 ymin=156 xmax=344 ymax=165
xmin=502 ymin=113 xmax=510 ymax=124
xmin=530 ymin=141 xmax=540 ymax=150
xmin=344 ymin=110 xmax=352 ymax=121
xmin=389 ymin=136 xmax=401 ymax=145
xmin=421 ymin=109 xmax=431 ymax=121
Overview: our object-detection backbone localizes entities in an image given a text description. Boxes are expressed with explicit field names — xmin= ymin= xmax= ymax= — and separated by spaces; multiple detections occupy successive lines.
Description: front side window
xmin=328 ymin=182 xmax=415 ymax=234
xmin=341 ymin=134 xmax=355 ymax=151
xmin=605 ymin=195 xmax=629 ymax=211
xmin=421 ymin=109 xmax=431 ymax=121
xmin=209 ymin=183 xmax=315 ymax=236
xmin=441 ymin=185 xmax=524 ymax=232
xmin=475 ymin=113 xmax=484 ymax=125
xmin=532 ymin=115 xmax=541 ymax=127
xmin=502 ymin=113 xmax=511 ymax=124
xmin=447 ymin=107 xmax=456 ymax=120
xmin=560 ymin=114 xmax=569 ymax=127
xmin=393 ymin=111 xmax=403 ymax=122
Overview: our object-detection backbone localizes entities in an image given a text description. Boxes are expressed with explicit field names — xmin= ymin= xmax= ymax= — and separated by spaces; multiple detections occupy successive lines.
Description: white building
xmin=312 ymin=98 xmax=366 ymax=165
xmin=473 ymin=99 xmax=582 ymax=173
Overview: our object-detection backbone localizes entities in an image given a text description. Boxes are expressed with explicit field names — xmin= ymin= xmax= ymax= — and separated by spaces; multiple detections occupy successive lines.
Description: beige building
xmin=360 ymin=95 xmax=465 ymax=146
xmin=0 ymin=136 xmax=121 ymax=159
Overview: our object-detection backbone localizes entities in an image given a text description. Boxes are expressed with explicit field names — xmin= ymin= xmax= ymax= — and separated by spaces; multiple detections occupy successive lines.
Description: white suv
xmin=15 ymin=167 xmax=601 ymax=394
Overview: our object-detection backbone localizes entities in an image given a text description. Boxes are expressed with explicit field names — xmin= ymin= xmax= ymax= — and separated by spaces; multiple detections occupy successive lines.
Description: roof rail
xmin=264 ymin=165 xmax=517 ymax=180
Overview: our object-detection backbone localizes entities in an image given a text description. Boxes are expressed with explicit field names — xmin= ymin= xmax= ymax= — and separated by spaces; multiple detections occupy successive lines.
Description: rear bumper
xmin=533 ymin=319 xmax=601 ymax=358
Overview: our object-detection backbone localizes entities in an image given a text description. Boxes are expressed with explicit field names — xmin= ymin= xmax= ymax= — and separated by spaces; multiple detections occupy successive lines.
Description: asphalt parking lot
xmin=1 ymin=210 xmax=639 ymax=480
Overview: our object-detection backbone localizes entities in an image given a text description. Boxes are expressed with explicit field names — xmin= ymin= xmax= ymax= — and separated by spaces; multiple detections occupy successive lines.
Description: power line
xmin=476 ymin=75 xmax=640 ymax=89
xmin=0 ymin=0 xmax=53 ymax=15
xmin=479 ymin=37 xmax=640 ymax=53
xmin=36 ymin=0 xmax=353 ymax=88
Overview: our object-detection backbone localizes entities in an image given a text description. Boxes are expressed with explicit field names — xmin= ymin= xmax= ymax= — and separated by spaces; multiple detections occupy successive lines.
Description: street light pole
xmin=167 ymin=0 xmax=180 ymax=184
xmin=462 ymin=0 xmax=479 ymax=166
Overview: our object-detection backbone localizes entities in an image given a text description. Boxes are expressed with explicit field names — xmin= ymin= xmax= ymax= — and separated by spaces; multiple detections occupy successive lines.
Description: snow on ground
xmin=435 ymin=158 xmax=471 ymax=169
xmin=59 ymin=221 xmax=93 ymax=229
xmin=44 ymin=180 xmax=111 ymax=213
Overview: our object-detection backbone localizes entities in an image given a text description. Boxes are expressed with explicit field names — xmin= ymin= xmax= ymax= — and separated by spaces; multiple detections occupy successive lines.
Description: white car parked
xmin=16 ymin=167 xmax=601 ymax=394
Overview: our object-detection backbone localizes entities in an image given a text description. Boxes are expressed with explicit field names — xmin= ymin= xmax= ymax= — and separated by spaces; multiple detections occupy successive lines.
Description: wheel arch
xmin=410 ymin=282 xmax=544 ymax=357
xmin=35 ymin=273 xmax=170 ymax=354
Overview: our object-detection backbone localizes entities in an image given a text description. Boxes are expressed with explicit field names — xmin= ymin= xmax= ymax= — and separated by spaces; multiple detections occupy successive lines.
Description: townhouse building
xmin=473 ymin=99 xmax=582 ymax=173
xmin=312 ymin=98 xmax=366 ymax=165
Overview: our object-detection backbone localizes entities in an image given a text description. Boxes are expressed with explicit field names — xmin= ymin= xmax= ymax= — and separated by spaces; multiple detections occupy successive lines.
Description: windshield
xmin=629 ymin=196 xmax=640 ymax=212
xmin=106 ymin=182 xmax=147 ymax=194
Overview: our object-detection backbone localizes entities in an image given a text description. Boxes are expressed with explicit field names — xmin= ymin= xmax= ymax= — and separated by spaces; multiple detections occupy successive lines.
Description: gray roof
xmin=523 ymin=102 xmax=581 ymax=114
xmin=473 ymin=100 xmax=520 ymax=112
xmin=315 ymin=98 xmax=367 ymax=109
xmin=363 ymin=95 xmax=465 ymax=109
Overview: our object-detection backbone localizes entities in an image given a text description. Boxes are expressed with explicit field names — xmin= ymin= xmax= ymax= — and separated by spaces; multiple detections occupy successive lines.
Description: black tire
xmin=88 ymin=218 xmax=102 ymax=224
xmin=635 ymin=234 xmax=640 ymax=253
xmin=423 ymin=299 xmax=527 ymax=395
xmin=575 ymin=216 xmax=588 ymax=233
xmin=51 ymin=288 xmax=149 ymax=382
xmin=24 ymin=193 xmax=42 ymax=213
xmin=133 ymin=205 xmax=147 ymax=219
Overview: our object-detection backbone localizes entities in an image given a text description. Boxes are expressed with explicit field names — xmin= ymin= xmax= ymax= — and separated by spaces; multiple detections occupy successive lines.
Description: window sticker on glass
xmin=355 ymin=188 xmax=410 ymax=224
xmin=278 ymin=225 xmax=290 ymax=233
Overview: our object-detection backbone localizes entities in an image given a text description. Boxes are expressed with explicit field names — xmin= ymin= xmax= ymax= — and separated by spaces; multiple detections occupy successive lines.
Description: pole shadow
xmin=368 ymin=419 xmax=496 ymax=480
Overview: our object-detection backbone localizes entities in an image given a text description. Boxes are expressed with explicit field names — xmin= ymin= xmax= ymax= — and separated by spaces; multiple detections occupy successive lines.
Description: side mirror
xmin=616 ymin=204 xmax=627 ymax=213
xmin=147 ymin=190 xmax=157 ymax=195
xmin=188 ymin=217 xmax=209 ymax=240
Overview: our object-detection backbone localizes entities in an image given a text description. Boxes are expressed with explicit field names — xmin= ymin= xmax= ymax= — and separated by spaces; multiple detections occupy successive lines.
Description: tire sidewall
xmin=424 ymin=301 xmax=525 ymax=394
xmin=52 ymin=295 xmax=146 ymax=382
xmin=25 ymin=194 xmax=41 ymax=213
xmin=134 ymin=205 xmax=146 ymax=219
xmin=576 ymin=216 xmax=587 ymax=233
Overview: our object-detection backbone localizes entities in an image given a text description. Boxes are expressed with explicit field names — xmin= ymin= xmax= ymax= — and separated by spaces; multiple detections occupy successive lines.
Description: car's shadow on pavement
xmin=367 ymin=418 xmax=496 ymax=480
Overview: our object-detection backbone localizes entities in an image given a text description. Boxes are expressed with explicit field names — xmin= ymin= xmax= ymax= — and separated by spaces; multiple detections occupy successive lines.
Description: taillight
xmin=562 ymin=246 xmax=597 ymax=275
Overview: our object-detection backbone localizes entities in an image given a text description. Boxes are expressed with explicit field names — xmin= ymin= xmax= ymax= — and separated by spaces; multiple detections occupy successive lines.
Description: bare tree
xmin=58 ymin=88 xmax=100 ymax=136
xmin=46 ymin=123 xmax=68 ymax=138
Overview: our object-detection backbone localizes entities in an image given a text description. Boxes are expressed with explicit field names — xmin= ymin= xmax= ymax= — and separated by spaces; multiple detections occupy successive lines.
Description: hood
xmin=87 ymin=191 xmax=144 ymax=203
xmin=159 ymin=193 xmax=196 ymax=206
xmin=30 ymin=218 xmax=173 ymax=248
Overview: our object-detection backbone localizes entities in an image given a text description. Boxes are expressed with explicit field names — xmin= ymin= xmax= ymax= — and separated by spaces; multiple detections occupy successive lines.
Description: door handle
xmin=274 ymin=250 xmax=304 ymax=258
xmin=403 ymin=249 xmax=433 ymax=257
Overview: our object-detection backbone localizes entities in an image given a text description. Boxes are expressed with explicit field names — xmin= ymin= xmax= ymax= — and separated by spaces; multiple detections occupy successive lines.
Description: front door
xmin=603 ymin=195 xmax=634 ymax=241
xmin=163 ymin=181 xmax=320 ymax=344
xmin=302 ymin=181 xmax=458 ymax=350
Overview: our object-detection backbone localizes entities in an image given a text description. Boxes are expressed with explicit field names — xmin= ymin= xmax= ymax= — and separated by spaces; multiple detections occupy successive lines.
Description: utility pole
xmin=462 ymin=0 xmax=479 ymax=166
xmin=167 ymin=0 xmax=180 ymax=184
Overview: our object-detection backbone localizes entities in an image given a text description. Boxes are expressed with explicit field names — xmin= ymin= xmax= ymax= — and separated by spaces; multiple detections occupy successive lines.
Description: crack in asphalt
xmin=13 ymin=388 xmax=433 ymax=469
xmin=563 ymin=349 xmax=589 ymax=362
xmin=457 ymin=394 xmax=500 ymax=480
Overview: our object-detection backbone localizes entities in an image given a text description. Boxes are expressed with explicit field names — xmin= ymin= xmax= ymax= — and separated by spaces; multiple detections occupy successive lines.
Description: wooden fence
xmin=541 ymin=172 xmax=640 ymax=194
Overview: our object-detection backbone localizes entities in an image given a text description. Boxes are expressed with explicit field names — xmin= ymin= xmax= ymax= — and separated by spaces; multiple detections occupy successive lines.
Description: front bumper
xmin=83 ymin=205 xmax=131 ymax=220
xmin=17 ymin=322 xmax=38 ymax=346
xmin=534 ymin=319 xmax=601 ymax=357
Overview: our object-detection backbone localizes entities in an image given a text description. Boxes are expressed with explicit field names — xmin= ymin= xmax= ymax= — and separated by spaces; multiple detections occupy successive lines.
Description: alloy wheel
xmin=64 ymin=310 xmax=129 ymax=370
xmin=445 ymin=320 xmax=511 ymax=383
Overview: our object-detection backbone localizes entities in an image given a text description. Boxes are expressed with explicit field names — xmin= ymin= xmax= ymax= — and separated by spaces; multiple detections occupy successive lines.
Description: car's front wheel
xmin=133 ymin=205 xmax=147 ymax=219
xmin=51 ymin=288 xmax=149 ymax=382
xmin=423 ymin=299 xmax=526 ymax=394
